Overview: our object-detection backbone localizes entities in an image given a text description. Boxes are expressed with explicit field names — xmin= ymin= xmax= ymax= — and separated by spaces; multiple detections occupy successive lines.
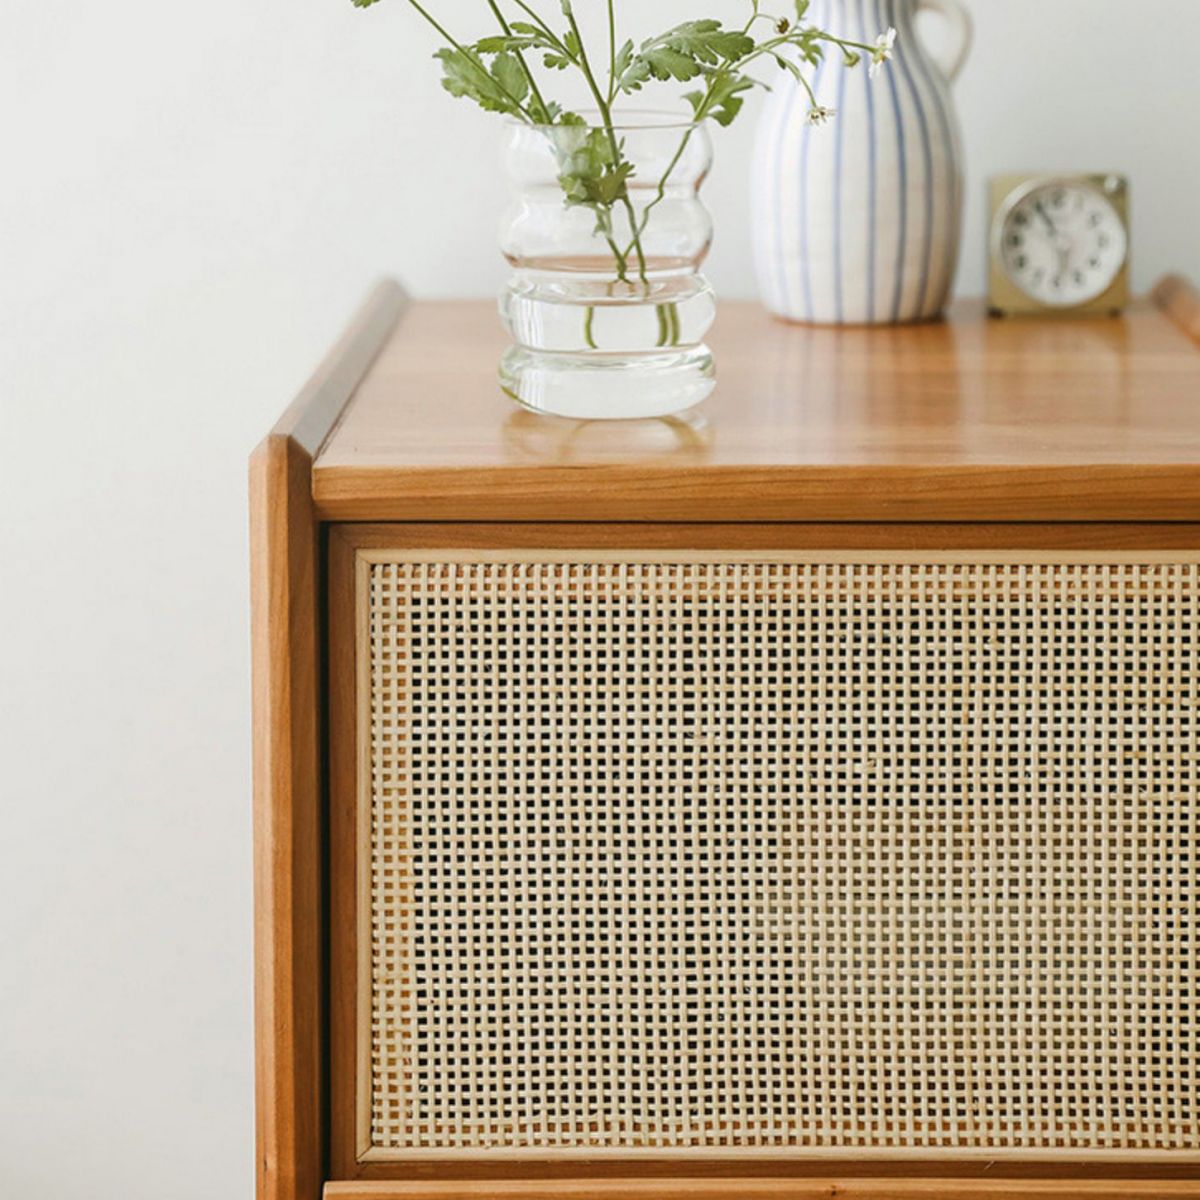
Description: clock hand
xmin=1035 ymin=199 xmax=1074 ymax=267
xmin=1034 ymin=200 xmax=1058 ymax=237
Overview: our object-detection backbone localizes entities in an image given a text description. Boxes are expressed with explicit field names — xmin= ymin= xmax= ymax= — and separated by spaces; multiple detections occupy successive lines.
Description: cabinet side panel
xmin=251 ymin=437 xmax=324 ymax=1200
xmin=251 ymin=280 xmax=407 ymax=1200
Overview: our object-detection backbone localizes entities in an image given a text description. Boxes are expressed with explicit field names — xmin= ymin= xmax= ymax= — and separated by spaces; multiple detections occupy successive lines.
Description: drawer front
xmin=331 ymin=544 xmax=1199 ymax=1169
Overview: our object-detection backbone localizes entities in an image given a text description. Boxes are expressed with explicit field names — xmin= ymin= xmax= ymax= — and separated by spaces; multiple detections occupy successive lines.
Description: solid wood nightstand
xmin=251 ymin=275 xmax=1200 ymax=1200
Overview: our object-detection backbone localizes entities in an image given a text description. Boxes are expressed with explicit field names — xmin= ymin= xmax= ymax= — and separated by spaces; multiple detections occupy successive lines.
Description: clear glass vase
xmin=499 ymin=114 xmax=717 ymax=420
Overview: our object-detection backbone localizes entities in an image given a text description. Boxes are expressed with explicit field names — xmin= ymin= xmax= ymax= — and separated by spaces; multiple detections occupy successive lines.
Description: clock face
xmin=998 ymin=181 xmax=1128 ymax=307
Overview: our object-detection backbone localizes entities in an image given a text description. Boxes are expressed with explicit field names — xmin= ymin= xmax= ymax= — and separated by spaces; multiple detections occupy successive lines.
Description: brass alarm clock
xmin=988 ymin=173 xmax=1130 ymax=317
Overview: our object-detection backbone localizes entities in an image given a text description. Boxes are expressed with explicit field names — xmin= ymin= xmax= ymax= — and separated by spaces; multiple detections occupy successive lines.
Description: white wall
xmin=1 ymin=3 xmax=1197 ymax=1198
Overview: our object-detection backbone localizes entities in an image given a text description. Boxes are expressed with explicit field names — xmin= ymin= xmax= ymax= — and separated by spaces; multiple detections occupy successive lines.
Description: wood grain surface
xmin=313 ymin=284 xmax=1200 ymax=523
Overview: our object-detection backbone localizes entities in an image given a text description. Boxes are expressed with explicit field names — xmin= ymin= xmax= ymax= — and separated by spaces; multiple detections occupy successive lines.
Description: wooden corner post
xmin=250 ymin=281 xmax=407 ymax=1200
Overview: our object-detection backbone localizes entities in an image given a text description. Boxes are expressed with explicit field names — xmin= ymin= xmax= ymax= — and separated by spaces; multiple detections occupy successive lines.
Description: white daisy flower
xmin=808 ymin=105 xmax=836 ymax=125
xmin=869 ymin=27 xmax=897 ymax=78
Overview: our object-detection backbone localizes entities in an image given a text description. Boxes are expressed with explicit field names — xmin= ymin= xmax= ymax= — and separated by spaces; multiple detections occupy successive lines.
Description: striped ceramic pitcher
xmin=751 ymin=0 xmax=972 ymax=325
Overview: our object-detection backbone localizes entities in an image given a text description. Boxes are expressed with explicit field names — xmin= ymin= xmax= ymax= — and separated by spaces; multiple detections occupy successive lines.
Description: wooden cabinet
xmin=252 ymin=277 xmax=1200 ymax=1200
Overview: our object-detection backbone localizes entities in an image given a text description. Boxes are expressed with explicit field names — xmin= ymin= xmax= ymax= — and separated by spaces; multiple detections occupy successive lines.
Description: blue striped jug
xmin=752 ymin=0 xmax=972 ymax=324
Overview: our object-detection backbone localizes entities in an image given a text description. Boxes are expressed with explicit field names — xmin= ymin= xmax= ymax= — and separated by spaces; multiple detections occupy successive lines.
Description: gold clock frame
xmin=988 ymin=173 xmax=1130 ymax=317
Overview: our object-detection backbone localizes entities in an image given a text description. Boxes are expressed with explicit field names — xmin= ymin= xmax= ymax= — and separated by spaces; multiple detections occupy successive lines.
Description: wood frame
xmin=256 ymin=276 xmax=1200 ymax=1200
xmin=323 ymin=1185 xmax=1200 ymax=1200
xmin=326 ymin=522 xmax=1200 ymax=1198
xmin=251 ymin=281 xmax=408 ymax=1200
xmin=1154 ymin=273 xmax=1200 ymax=344
xmin=313 ymin=464 xmax=1200 ymax=526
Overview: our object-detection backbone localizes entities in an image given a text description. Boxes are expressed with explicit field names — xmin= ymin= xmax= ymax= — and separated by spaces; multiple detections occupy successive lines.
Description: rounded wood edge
xmin=1151 ymin=274 xmax=1200 ymax=345
xmin=310 ymin=464 xmax=1200 ymax=525
xmin=260 ymin=277 xmax=409 ymax=460
xmin=323 ymin=1181 xmax=1200 ymax=1200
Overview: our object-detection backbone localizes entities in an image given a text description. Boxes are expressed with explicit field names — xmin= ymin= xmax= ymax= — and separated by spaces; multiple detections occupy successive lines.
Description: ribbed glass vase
xmin=499 ymin=114 xmax=717 ymax=420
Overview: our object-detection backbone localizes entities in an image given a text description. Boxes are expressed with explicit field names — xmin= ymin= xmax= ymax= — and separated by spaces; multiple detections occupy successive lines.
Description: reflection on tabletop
xmin=502 ymin=406 xmax=713 ymax=464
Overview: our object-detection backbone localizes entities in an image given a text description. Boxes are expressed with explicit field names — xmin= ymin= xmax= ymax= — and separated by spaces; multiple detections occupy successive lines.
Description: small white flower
xmin=869 ymin=27 xmax=897 ymax=78
xmin=808 ymin=105 xmax=836 ymax=126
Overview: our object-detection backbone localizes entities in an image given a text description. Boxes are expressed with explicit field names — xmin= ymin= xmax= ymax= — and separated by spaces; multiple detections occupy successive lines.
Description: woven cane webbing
xmin=365 ymin=558 xmax=1198 ymax=1157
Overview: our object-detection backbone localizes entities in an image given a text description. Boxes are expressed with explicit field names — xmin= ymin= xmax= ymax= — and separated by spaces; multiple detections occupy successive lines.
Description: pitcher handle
xmin=915 ymin=0 xmax=973 ymax=83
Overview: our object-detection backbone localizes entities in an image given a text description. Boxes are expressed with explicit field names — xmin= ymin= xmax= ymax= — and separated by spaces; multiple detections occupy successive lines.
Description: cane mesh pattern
xmin=366 ymin=558 xmax=1198 ymax=1157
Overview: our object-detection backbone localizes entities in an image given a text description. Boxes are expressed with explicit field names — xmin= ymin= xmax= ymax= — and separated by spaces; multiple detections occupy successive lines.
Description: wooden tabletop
xmin=312 ymin=276 xmax=1200 ymax=523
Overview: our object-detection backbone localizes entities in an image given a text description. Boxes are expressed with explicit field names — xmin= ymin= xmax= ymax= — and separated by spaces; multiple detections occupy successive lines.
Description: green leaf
xmin=491 ymin=52 xmax=529 ymax=105
xmin=592 ymin=161 xmax=637 ymax=205
xmin=434 ymin=47 xmax=524 ymax=117
xmin=473 ymin=23 xmax=562 ymax=64
xmin=350 ymin=0 xmax=383 ymax=6
xmin=474 ymin=34 xmax=541 ymax=53
xmin=554 ymin=127 xmax=635 ymax=210
xmin=653 ymin=20 xmax=754 ymax=66
xmin=711 ymin=82 xmax=753 ymax=126
xmin=689 ymin=71 xmax=756 ymax=127
xmin=641 ymin=45 xmax=704 ymax=83
xmin=616 ymin=55 xmax=653 ymax=93
xmin=543 ymin=30 xmax=579 ymax=71
xmin=617 ymin=19 xmax=754 ymax=94
xmin=613 ymin=39 xmax=635 ymax=78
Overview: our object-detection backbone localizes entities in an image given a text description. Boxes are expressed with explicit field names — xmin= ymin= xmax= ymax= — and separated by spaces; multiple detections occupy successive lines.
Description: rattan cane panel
xmin=364 ymin=558 xmax=1197 ymax=1158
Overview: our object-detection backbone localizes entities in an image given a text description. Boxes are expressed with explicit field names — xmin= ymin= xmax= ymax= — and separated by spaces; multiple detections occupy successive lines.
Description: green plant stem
xmin=562 ymin=2 xmax=650 ymax=288
xmin=606 ymin=0 xmax=617 ymax=106
xmin=591 ymin=203 xmax=632 ymax=283
xmin=813 ymin=32 xmax=881 ymax=55
xmin=621 ymin=129 xmax=692 ymax=263
xmin=583 ymin=304 xmax=598 ymax=349
xmin=654 ymin=302 xmax=680 ymax=347
xmin=731 ymin=30 xmax=881 ymax=84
